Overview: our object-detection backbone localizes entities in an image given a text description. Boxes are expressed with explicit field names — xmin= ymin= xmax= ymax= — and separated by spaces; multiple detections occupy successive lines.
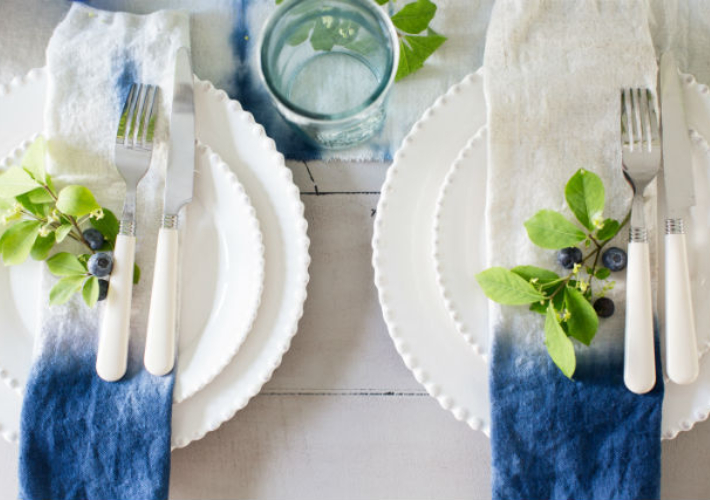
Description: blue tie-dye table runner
xmin=19 ymin=5 xmax=189 ymax=499
xmin=71 ymin=0 xmax=487 ymax=162
xmin=483 ymin=2 xmax=664 ymax=499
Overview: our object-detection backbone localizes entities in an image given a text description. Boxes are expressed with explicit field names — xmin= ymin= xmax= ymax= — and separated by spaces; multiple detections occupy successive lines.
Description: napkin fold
xmin=484 ymin=2 xmax=663 ymax=499
xmin=19 ymin=5 xmax=189 ymax=500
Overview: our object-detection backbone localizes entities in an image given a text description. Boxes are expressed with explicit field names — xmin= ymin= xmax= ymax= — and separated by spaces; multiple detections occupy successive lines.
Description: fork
xmin=96 ymin=83 xmax=158 ymax=382
xmin=621 ymin=88 xmax=661 ymax=395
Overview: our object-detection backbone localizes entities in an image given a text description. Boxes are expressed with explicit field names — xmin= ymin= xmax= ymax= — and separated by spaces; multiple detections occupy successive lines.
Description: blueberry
xmin=97 ymin=279 xmax=109 ymax=301
xmin=602 ymin=247 xmax=627 ymax=272
xmin=557 ymin=247 xmax=583 ymax=269
xmin=594 ymin=297 xmax=615 ymax=318
xmin=88 ymin=252 xmax=113 ymax=277
xmin=83 ymin=229 xmax=105 ymax=251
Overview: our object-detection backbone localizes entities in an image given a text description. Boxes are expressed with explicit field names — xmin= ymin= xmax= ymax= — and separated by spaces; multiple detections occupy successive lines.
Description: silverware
xmin=621 ymin=87 xmax=661 ymax=394
xmin=144 ymin=47 xmax=195 ymax=376
xmin=96 ymin=83 xmax=158 ymax=382
xmin=660 ymin=52 xmax=699 ymax=385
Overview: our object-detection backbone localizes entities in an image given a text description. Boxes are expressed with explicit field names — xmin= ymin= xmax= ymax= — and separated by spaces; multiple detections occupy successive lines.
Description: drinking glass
xmin=259 ymin=0 xmax=399 ymax=150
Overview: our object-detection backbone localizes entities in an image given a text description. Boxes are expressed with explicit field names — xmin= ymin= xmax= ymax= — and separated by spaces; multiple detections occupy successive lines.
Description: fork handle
xmin=144 ymin=227 xmax=179 ymax=376
xmin=624 ymin=239 xmax=656 ymax=394
xmin=665 ymin=228 xmax=699 ymax=384
xmin=96 ymin=234 xmax=135 ymax=382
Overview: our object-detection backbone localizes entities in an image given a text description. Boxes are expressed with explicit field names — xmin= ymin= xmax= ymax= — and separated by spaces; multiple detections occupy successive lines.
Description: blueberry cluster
xmin=556 ymin=245 xmax=628 ymax=318
xmin=84 ymin=229 xmax=112 ymax=301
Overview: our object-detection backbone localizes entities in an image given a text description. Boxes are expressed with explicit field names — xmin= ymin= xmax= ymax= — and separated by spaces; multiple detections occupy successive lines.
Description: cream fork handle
xmin=624 ymin=240 xmax=656 ymax=394
xmin=96 ymin=234 xmax=135 ymax=382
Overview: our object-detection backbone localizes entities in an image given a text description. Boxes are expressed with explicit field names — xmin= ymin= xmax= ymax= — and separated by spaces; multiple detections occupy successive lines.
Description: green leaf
xmin=31 ymin=232 xmax=55 ymax=261
xmin=287 ymin=21 xmax=314 ymax=46
xmin=595 ymin=267 xmax=611 ymax=280
xmin=396 ymin=30 xmax=447 ymax=81
xmin=0 ymin=166 xmax=40 ymax=199
xmin=565 ymin=168 xmax=605 ymax=231
xmin=46 ymin=252 xmax=86 ymax=276
xmin=596 ymin=218 xmax=621 ymax=241
xmin=56 ymin=185 xmax=100 ymax=217
xmin=310 ymin=16 xmax=338 ymax=51
xmin=476 ymin=267 xmax=546 ymax=305
xmin=55 ymin=224 xmax=72 ymax=243
xmin=524 ymin=209 xmax=586 ymax=250
xmin=391 ymin=0 xmax=436 ymax=34
xmin=21 ymin=137 xmax=47 ymax=183
xmin=82 ymin=276 xmax=100 ymax=308
xmin=49 ymin=275 xmax=85 ymax=306
xmin=15 ymin=191 xmax=49 ymax=218
xmin=90 ymin=208 xmax=119 ymax=241
xmin=26 ymin=188 xmax=54 ymax=204
xmin=133 ymin=264 xmax=141 ymax=284
xmin=529 ymin=300 xmax=548 ymax=315
xmin=375 ymin=0 xmax=390 ymax=5
xmin=544 ymin=303 xmax=576 ymax=378
xmin=1 ymin=220 xmax=41 ymax=265
xmin=511 ymin=265 xmax=560 ymax=284
xmin=564 ymin=287 xmax=599 ymax=346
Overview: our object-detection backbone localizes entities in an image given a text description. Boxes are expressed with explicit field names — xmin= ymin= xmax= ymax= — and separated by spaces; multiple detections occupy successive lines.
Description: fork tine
xmin=631 ymin=89 xmax=643 ymax=150
xmin=131 ymin=85 xmax=149 ymax=148
xmin=639 ymin=88 xmax=653 ymax=152
xmin=126 ymin=84 xmax=143 ymax=147
xmin=622 ymin=88 xmax=633 ymax=147
xmin=116 ymin=84 xmax=138 ymax=144
xmin=140 ymin=86 xmax=158 ymax=148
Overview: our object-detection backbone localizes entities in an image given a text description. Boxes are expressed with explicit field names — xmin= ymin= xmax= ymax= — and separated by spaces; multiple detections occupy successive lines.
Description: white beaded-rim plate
xmin=0 ymin=140 xmax=266 ymax=406
xmin=0 ymin=69 xmax=310 ymax=449
xmin=373 ymin=68 xmax=710 ymax=440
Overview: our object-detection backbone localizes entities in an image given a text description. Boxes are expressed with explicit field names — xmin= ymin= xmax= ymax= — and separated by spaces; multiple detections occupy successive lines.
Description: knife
xmin=660 ymin=52 xmax=699 ymax=385
xmin=144 ymin=47 xmax=195 ymax=376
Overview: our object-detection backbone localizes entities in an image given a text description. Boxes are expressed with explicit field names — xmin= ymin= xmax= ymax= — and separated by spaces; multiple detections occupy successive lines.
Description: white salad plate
xmin=373 ymin=69 xmax=710 ymax=439
xmin=0 ymin=140 xmax=265 ymax=406
xmin=0 ymin=69 xmax=310 ymax=449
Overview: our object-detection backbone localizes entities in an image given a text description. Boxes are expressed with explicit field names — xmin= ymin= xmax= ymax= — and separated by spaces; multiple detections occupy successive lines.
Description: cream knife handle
xmin=96 ymin=234 xmax=136 ymax=382
xmin=144 ymin=227 xmax=179 ymax=376
xmin=624 ymin=240 xmax=656 ymax=394
xmin=665 ymin=226 xmax=699 ymax=384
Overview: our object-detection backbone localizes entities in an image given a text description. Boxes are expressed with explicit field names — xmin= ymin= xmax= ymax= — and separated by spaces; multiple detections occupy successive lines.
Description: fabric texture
xmin=19 ymin=5 xmax=189 ymax=500
xmin=483 ymin=1 xmax=664 ymax=499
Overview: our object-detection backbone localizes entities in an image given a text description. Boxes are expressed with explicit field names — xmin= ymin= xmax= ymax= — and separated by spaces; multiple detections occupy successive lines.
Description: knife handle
xmin=96 ymin=234 xmax=136 ymax=382
xmin=144 ymin=226 xmax=179 ymax=376
xmin=665 ymin=227 xmax=699 ymax=384
xmin=624 ymin=239 xmax=656 ymax=394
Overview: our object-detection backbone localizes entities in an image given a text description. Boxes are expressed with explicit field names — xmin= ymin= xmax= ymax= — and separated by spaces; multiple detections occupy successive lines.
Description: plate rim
xmin=0 ymin=68 xmax=311 ymax=449
xmin=373 ymin=68 xmax=710 ymax=441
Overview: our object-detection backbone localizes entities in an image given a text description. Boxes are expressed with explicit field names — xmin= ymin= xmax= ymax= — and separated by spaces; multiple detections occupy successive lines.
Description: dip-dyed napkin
xmin=19 ymin=5 xmax=188 ymax=499
xmin=484 ymin=1 xmax=663 ymax=499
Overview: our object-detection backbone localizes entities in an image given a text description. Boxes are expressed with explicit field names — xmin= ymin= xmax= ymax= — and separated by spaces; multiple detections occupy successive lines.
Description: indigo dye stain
xmin=228 ymin=0 xmax=320 ymax=160
xmin=489 ymin=333 xmax=663 ymax=500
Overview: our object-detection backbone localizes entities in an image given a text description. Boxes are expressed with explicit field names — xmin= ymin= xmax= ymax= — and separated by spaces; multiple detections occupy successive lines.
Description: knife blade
xmin=661 ymin=52 xmax=695 ymax=218
xmin=660 ymin=51 xmax=699 ymax=385
xmin=144 ymin=47 xmax=195 ymax=376
xmin=164 ymin=46 xmax=195 ymax=217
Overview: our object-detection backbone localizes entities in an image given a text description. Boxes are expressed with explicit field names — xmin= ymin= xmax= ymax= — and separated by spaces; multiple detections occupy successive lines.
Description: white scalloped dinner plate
xmin=0 ymin=140 xmax=265 ymax=407
xmin=373 ymin=69 xmax=710 ymax=440
xmin=0 ymin=69 xmax=310 ymax=448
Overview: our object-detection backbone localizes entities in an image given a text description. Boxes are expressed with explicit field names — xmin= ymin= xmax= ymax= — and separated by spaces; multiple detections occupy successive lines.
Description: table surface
xmin=2 ymin=2 xmax=710 ymax=499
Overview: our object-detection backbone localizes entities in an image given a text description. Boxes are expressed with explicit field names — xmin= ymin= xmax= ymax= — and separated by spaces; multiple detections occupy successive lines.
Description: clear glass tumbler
xmin=259 ymin=0 xmax=399 ymax=150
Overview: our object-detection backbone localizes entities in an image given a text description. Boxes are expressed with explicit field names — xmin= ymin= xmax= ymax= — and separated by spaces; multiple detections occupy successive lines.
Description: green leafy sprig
xmin=0 ymin=138 xmax=137 ymax=308
xmin=275 ymin=0 xmax=446 ymax=82
xmin=475 ymin=169 xmax=630 ymax=379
